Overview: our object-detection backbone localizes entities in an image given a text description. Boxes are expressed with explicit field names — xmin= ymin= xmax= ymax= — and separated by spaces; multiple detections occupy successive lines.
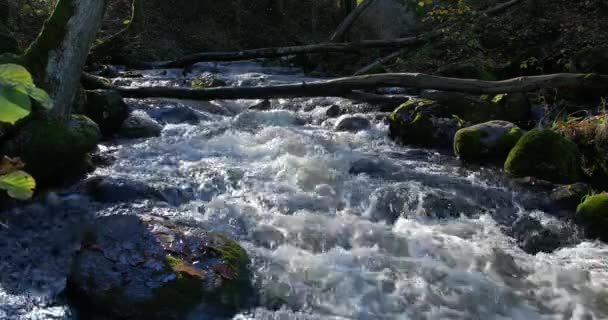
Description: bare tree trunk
xmin=22 ymin=0 xmax=108 ymax=120
xmin=85 ymin=72 xmax=608 ymax=101
xmin=329 ymin=0 xmax=375 ymax=42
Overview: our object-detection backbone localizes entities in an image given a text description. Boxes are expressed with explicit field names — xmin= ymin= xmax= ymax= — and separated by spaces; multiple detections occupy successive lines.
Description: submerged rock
xmin=510 ymin=215 xmax=570 ymax=255
xmin=118 ymin=110 xmax=163 ymax=139
xmin=453 ymin=121 xmax=523 ymax=162
xmin=504 ymin=129 xmax=581 ymax=184
xmin=67 ymin=215 xmax=251 ymax=319
xmin=334 ymin=116 xmax=371 ymax=132
xmin=248 ymin=100 xmax=271 ymax=111
xmin=325 ymin=105 xmax=341 ymax=118
xmin=576 ymin=193 xmax=608 ymax=240
xmin=76 ymin=90 xmax=129 ymax=137
xmin=2 ymin=115 xmax=101 ymax=186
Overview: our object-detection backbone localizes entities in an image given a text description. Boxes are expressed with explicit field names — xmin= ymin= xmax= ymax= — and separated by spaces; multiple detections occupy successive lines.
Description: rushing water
xmin=1 ymin=61 xmax=608 ymax=320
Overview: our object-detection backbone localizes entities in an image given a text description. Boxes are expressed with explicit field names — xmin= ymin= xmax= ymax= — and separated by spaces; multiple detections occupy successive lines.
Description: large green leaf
xmin=0 ymin=86 xmax=31 ymax=124
xmin=26 ymin=86 xmax=53 ymax=109
xmin=0 ymin=170 xmax=36 ymax=200
xmin=0 ymin=64 xmax=34 ymax=86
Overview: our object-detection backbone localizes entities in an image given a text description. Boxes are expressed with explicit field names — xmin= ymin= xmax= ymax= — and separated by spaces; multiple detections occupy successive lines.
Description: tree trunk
xmin=329 ymin=0 xmax=375 ymax=42
xmin=158 ymin=37 xmax=418 ymax=68
xmin=86 ymin=72 xmax=608 ymax=101
xmin=21 ymin=0 xmax=108 ymax=120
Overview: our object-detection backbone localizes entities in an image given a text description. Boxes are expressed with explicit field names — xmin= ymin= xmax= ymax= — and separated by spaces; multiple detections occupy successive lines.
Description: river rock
xmin=248 ymin=100 xmax=271 ymax=111
xmin=75 ymin=90 xmax=129 ymax=137
xmin=453 ymin=121 xmax=524 ymax=162
xmin=191 ymin=72 xmax=227 ymax=88
xmin=1 ymin=115 xmax=100 ymax=186
xmin=67 ymin=214 xmax=251 ymax=319
xmin=118 ymin=110 xmax=163 ymax=139
xmin=388 ymin=99 xmax=460 ymax=148
xmin=82 ymin=176 xmax=167 ymax=203
xmin=576 ymin=193 xmax=608 ymax=241
xmin=550 ymin=183 xmax=591 ymax=210
xmin=334 ymin=116 xmax=371 ymax=132
xmin=510 ymin=215 xmax=569 ymax=254
xmin=148 ymin=105 xmax=207 ymax=124
xmin=326 ymin=105 xmax=341 ymax=118
xmin=504 ymin=129 xmax=582 ymax=184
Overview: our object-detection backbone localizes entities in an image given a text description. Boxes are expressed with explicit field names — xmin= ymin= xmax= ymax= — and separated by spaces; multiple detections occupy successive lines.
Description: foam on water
xmin=2 ymin=61 xmax=608 ymax=319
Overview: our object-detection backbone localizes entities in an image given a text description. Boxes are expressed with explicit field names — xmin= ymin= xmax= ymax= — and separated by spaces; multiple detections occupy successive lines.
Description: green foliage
xmin=0 ymin=170 xmax=35 ymax=200
xmin=0 ymin=63 xmax=52 ymax=124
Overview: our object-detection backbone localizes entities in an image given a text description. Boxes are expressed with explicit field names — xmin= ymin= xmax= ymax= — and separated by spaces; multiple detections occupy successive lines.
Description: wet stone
xmin=67 ymin=214 xmax=251 ymax=319
xmin=334 ymin=116 xmax=371 ymax=132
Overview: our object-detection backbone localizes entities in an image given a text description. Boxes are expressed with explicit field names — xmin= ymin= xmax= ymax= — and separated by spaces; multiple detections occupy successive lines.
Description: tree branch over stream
xmin=156 ymin=37 xmax=419 ymax=68
xmin=85 ymin=72 xmax=608 ymax=101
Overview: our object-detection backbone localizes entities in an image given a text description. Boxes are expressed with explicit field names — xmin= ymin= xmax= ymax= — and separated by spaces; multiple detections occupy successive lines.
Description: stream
xmin=1 ymin=61 xmax=608 ymax=320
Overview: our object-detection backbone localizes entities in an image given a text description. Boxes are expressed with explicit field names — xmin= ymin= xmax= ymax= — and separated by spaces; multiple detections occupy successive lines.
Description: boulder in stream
xmin=388 ymin=98 xmax=460 ymax=148
xmin=576 ymin=193 xmax=608 ymax=240
xmin=75 ymin=90 xmax=129 ymax=137
xmin=453 ymin=121 xmax=524 ymax=162
xmin=1 ymin=115 xmax=101 ymax=186
xmin=504 ymin=129 xmax=582 ymax=184
xmin=334 ymin=115 xmax=371 ymax=132
xmin=118 ymin=110 xmax=163 ymax=139
xmin=67 ymin=214 xmax=251 ymax=319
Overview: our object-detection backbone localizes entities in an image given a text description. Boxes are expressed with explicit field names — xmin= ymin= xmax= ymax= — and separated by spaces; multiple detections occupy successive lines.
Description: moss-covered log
xmin=21 ymin=0 xmax=108 ymax=120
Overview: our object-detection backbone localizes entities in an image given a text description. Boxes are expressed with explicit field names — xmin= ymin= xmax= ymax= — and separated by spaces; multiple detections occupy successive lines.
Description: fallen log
xmin=353 ymin=49 xmax=406 ymax=76
xmin=329 ymin=0 xmax=375 ymax=42
xmin=87 ymin=72 xmax=608 ymax=102
xmin=157 ymin=37 xmax=418 ymax=68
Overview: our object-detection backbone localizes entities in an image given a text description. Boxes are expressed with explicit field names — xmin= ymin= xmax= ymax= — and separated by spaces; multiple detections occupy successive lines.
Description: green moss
xmin=496 ymin=127 xmax=524 ymax=153
xmin=4 ymin=114 xmax=101 ymax=185
xmin=504 ymin=129 xmax=581 ymax=183
xmin=209 ymin=234 xmax=251 ymax=310
xmin=453 ymin=128 xmax=485 ymax=159
xmin=149 ymin=256 xmax=206 ymax=312
xmin=576 ymin=193 xmax=608 ymax=239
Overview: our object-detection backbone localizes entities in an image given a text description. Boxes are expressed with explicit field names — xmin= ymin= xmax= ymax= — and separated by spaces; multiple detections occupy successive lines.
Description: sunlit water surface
xmin=1 ymin=61 xmax=607 ymax=320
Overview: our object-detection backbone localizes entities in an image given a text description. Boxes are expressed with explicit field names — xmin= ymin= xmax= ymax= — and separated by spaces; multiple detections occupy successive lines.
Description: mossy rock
xmin=576 ymin=193 xmax=608 ymax=240
xmin=454 ymin=121 xmax=523 ymax=162
xmin=191 ymin=72 xmax=227 ymax=88
xmin=389 ymin=99 xmax=461 ymax=148
xmin=504 ymin=129 xmax=582 ymax=183
xmin=75 ymin=90 xmax=129 ymax=137
xmin=2 ymin=115 xmax=101 ymax=186
xmin=67 ymin=215 xmax=251 ymax=319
